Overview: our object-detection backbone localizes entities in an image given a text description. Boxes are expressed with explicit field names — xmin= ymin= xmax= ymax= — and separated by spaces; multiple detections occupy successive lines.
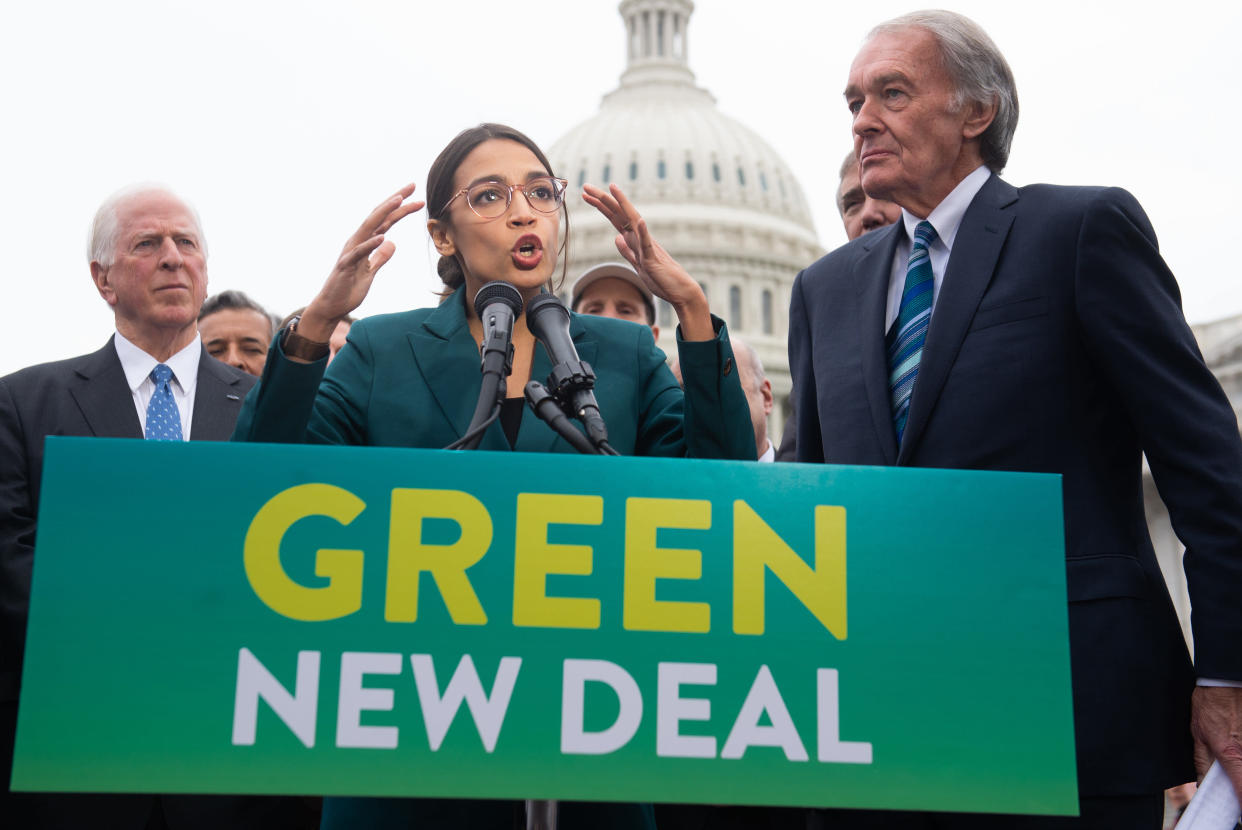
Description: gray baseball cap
xmin=570 ymin=262 xmax=655 ymax=323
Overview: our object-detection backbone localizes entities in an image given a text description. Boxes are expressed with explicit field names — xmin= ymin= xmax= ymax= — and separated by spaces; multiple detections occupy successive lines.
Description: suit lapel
xmin=67 ymin=339 xmax=143 ymax=438
xmin=406 ymin=291 xmax=600 ymax=452
xmin=855 ymin=225 xmax=903 ymax=465
xmin=898 ymin=175 xmax=1018 ymax=463
xmin=516 ymin=314 xmax=598 ymax=453
xmin=408 ymin=293 xmax=482 ymax=443
xmin=190 ymin=352 xmax=251 ymax=440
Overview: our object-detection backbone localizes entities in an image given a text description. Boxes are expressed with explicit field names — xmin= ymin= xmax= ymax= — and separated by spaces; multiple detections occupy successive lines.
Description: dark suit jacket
xmin=0 ymin=339 xmax=315 ymax=830
xmin=0 ymin=338 xmax=254 ymax=700
xmin=788 ymin=174 xmax=1242 ymax=796
xmin=235 ymin=288 xmax=755 ymax=461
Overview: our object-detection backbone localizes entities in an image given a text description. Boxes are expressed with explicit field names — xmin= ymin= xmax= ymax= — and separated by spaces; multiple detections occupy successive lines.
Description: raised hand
xmin=300 ymin=184 xmax=424 ymax=342
xmin=582 ymin=183 xmax=713 ymax=340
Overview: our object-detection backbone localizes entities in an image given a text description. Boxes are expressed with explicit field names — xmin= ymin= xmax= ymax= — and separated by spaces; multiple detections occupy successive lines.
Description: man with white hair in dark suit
xmin=0 ymin=185 xmax=314 ymax=828
xmin=790 ymin=10 xmax=1242 ymax=828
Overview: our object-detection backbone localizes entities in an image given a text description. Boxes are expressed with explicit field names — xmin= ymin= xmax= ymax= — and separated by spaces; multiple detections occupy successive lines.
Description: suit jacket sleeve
xmin=0 ymin=376 xmax=35 ymax=699
xmin=1075 ymin=188 xmax=1242 ymax=680
xmin=234 ymin=320 xmax=407 ymax=447
xmin=787 ymin=268 xmax=825 ymax=464
xmin=639 ymin=314 xmax=755 ymax=460
xmin=231 ymin=336 xmax=333 ymax=444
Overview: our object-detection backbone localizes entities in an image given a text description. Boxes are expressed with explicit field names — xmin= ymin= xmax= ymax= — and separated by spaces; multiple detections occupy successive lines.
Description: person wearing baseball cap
xmin=570 ymin=262 xmax=659 ymax=339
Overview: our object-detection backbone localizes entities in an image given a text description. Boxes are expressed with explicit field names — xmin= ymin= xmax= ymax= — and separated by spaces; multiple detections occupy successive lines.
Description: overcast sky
xmin=1 ymin=0 xmax=1234 ymax=376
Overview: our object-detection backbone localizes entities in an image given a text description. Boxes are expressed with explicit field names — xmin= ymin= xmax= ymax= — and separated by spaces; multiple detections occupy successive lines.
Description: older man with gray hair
xmin=789 ymin=10 xmax=1242 ymax=828
xmin=730 ymin=337 xmax=774 ymax=462
xmin=837 ymin=151 xmax=901 ymax=242
xmin=0 ymin=186 xmax=316 ymax=827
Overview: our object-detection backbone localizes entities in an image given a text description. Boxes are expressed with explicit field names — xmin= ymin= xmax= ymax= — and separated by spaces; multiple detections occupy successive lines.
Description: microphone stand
xmin=526 ymin=798 xmax=558 ymax=830
xmin=446 ymin=283 xmax=521 ymax=451
xmin=442 ymin=283 xmax=557 ymax=827
xmin=525 ymin=361 xmax=619 ymax=455
xmin=445 ymin=339 xmax=510 ymax=451
xmin=525 ymin=380 xmax=598 ymax=455
xmin=522 ymin=295 xmax=619 ymax=456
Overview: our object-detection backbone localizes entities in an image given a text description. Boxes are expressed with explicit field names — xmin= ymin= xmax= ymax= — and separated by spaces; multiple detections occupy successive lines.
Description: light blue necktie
xmin=887 ymin=221 xmax=938 ymax=444
xmin=145 ymin=363 xmax=183 ymax=441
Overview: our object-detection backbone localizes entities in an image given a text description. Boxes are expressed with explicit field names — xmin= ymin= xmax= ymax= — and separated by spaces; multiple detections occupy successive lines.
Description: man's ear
xmin=761 ymin=379 xmax=774 ymax=416
xmin=650 ymin=324 xmax=660 ymax=341
xmin=427 ymin=219 xmax=456 ymax=256
xmin=90 ymin=261 xmax=117 ymax=307
xmin=962 ymin=96 xmax=998 ymax=140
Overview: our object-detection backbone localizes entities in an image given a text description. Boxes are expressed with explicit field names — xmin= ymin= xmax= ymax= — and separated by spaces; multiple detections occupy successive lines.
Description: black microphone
xmin=525 ymin=292 xmax=615 ymax=454
xmin=525 ymin=293 xmax=578 ymax=377
xmin=474 ymin=281 xmax=523 ymax=377
xmin=448 ymin=281 xmax=523 ymax=451
xmin=524 ymin=380 xmax=597 ymax=455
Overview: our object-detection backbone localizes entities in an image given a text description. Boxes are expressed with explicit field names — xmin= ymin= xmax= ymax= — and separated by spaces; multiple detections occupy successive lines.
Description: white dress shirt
xmin=885 ymin=165 xmax=992 ymax=332
xmin=113 ymin=332 xmax=200 ymax=439
xmin=757 ymin=439 xmax=774 ymax=463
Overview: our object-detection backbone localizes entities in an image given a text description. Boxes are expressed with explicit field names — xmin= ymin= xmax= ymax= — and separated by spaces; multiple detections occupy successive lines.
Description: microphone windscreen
xmin=473 ymin=281 xmax=523 ymax=319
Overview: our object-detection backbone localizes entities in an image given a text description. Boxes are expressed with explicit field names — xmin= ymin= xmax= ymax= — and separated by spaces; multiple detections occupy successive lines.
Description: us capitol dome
xmin=548 ymin=0 xmax=825 ymax=441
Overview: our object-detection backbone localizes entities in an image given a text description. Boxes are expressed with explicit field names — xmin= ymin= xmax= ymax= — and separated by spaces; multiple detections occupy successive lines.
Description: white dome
xmin=549 ymin=0 xmax=817 ymax=249
xmin=547 ymin=0 xmax=825 ymax=438
xmin=551 ymin=80 xmax=818 ymax=241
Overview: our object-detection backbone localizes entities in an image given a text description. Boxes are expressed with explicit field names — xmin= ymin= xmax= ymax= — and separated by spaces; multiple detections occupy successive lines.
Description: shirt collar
xmin=114 ymin=331 xmax=201 ymax=393
xmin=758 ymin=439 xmax=775 ymax=463
xmin=900 ymin=165 xmax=992 ymax=253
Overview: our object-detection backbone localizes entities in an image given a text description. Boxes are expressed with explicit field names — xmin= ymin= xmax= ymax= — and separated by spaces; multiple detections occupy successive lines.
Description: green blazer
xmin=234 ymin=289 xmax=754 ymax=461
xmin=232 ymin=290 xmax=754 ymax=830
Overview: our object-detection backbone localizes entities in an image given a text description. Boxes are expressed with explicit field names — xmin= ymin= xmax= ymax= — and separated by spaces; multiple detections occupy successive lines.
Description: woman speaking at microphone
xmin=233 ymin=123 xmax=754 ymax=828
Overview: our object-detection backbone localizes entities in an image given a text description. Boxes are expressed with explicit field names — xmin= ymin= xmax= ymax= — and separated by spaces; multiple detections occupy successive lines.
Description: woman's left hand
xmin=583 ymin=183 xmax=714 ymax=341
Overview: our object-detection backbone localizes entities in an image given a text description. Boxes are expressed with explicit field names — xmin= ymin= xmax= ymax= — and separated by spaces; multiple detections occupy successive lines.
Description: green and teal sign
xmin=13 ymin=437 xmax=1076 ymax=814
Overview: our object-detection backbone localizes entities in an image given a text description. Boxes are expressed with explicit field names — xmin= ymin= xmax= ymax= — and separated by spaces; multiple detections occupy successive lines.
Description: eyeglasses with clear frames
xmin=444 ymin=177 xmax=569 ymax=220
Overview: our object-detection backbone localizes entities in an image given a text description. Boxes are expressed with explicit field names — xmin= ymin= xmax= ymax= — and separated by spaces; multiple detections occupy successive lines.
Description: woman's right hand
xmin=298 ymin=184 xmax=424 ymax=342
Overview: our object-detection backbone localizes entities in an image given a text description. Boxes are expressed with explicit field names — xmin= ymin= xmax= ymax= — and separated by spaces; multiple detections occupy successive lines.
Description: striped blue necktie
xmin=145 ymin=363 xmax=183 ymax=441
xmin=887 ymin=220 xmax=938 ymax=444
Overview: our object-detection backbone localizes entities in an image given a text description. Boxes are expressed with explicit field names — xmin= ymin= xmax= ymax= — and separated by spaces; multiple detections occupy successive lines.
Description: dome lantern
xmin=618 ymin=0 xmax=698 ymax=89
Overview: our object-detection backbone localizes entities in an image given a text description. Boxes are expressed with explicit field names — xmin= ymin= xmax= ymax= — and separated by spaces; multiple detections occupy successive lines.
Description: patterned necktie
xmin=887 ymin=220 xmax=938 ymax=444
xmin=145 ymin=363 xmax=184 ymax=441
